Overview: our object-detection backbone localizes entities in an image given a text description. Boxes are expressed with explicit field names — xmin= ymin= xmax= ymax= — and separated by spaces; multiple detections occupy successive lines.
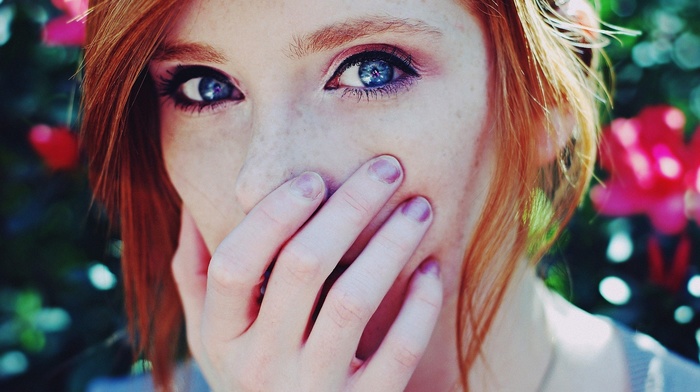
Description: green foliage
xmin=0 ymin=0 xmax=698 ymax=390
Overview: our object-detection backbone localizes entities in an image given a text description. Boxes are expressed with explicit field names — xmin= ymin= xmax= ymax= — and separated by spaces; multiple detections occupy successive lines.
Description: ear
xmin=552 ymin=0 xmax=600 ymax=67
xmin=537 ymin=110 xmax=575 ymax=165
xmin=556 ymin=0 xmax=599 ymax=36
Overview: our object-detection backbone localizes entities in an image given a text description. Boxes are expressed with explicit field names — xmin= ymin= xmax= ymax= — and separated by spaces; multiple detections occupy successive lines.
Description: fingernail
xmin=419 ymin=259 xmax=440 ymax=277
xmin=290 ymin=172 xmax=324 ymax=200
xmin=368 ymin=156 xmax=401 ymax=184
xmin=401 ymin=197 xmax=431 ymax=223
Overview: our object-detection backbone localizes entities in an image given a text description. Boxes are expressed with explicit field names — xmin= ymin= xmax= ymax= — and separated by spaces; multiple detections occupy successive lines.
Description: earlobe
xmin=537 ymin=110 xmax=575 ymax=165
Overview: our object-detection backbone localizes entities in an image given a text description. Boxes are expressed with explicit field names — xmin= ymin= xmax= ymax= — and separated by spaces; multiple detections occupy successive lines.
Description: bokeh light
xmin=599 ymin=276 xmax=632 ymax=305
xmin=88 ymin=264 xmax=117 ymax=291
xmin=0 ymin=5 xmax=15 ymax=46
xmin=688 ymin=275 xmax=700 ymax=297
xmin=674 ymin=305 xmax=694 ymax=324
xmin=0 ymin=351 xmax=28 ymax=378
xmin=607 ymin=231 xmax=634 ymax=263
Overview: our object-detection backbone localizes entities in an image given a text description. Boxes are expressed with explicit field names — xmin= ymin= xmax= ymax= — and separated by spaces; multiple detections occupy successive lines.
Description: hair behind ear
xmin=454 ymin=0 xmax=607 ymax=389
xmin=82 ymin=0 xmax=187 ymax=389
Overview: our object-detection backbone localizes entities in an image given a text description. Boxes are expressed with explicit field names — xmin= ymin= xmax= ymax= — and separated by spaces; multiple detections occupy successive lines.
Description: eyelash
xmin=156 ymin=47 xmax=420 ymax=113
xmin=156 ymin=65 xmax=237 ymax=114
xmin=325 ymin=48 xmax=420 ymax=101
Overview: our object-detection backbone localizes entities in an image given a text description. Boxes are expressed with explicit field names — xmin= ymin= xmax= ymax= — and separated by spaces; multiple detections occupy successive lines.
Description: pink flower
xmin=686 ymin=130 xmax=700 ymax=222
xmin=648 ymin=235 xmax=690 ymax=292
xmin=42 ymin=0 xmax=88 ymax=46
xmin=590 ymin=106 xmax=696 ymax=234
xmin=28 ymin=125 xmax=80 ymax=171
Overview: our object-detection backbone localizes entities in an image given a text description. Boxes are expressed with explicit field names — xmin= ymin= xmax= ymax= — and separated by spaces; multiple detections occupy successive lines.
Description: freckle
xmin=455 ymin=110 xmax=463 ymax=119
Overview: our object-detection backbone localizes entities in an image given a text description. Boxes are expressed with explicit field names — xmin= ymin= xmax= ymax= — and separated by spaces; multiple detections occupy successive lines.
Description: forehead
xmin=164 ymin=0 xmax=478 ymax=55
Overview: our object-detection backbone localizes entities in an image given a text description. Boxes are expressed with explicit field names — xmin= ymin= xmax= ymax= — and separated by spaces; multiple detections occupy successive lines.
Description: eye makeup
xmin=324 ymin=46 xmax=421 ymax=101
xmin=156 ymin=65 xmax=244 ymax=113
xmin=154 ymin=45 xmax=422 ymax=113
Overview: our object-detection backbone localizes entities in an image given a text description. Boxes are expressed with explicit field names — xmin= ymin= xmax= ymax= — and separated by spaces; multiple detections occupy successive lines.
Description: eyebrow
xmin=152 ymin=42 xmax=227 ymax=63
xmin=287 ymin=16 xmax=443 ymax=58
xmin=152 ymin=15 xmax=443 ymax=63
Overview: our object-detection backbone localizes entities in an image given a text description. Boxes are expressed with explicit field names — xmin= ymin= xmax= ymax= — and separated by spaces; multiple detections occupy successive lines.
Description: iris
xmin=199 ymin=77 xmax=233 ymax=102
xmin=358 ymin=60 xmax=393 ymax=87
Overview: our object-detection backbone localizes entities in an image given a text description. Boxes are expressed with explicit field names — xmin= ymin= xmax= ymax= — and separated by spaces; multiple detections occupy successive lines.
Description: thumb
xmin=171 ymin=207 xmax=210 ymax=353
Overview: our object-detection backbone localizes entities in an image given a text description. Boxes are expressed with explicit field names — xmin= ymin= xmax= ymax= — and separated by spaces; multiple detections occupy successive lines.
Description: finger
xmin=258 ymin=156 xmax=403 ymax=342
xmin=171 ymin=207 xmax=210 ymax=356
xmin=307 ymin=197 xmax=433 ymax=371
xmin=203 ymin=172 xmax=325 ymax=342
xmin=353 ymin=260 xmax=443 ymax=391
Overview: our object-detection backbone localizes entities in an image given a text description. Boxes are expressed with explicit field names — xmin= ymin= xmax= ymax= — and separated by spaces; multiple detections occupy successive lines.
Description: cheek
xmin=160 ymin=108 xmax=249 ymax=252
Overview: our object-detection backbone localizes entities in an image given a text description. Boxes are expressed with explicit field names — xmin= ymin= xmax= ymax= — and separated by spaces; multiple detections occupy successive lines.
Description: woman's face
xmin=150 ymin=0 xmax=492 ymax=356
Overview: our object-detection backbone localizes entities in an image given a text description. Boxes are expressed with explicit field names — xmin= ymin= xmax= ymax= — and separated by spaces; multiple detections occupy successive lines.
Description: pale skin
xmin=151 ymin=0 xmax=630 ymax=390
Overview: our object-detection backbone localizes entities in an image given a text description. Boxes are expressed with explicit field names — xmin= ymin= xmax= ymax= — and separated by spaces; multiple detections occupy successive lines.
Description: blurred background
xmin=0 ymin=0 xmax=699 ymax=390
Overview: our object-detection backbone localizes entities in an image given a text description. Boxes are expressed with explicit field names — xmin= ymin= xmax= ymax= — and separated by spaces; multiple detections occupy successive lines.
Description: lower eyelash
xmin=155 ymin=65 xmax=239 ymax=114
xmin=340 ymin=76 xmax=418 ymax=102
xmin=172 ymin=99 xmax=229 ymax=114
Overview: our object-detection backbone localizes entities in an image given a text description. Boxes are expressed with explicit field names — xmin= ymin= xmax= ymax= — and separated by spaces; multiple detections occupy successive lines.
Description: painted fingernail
xmin=290 ymin=172 xmax=324 ymax=200
xmin=401 ymin=197 xmax=431 ymax=223
xmin=419 ymin=259 xmax=440 ymax=277
xmin=368 ymin=156 xmax=401 ymax=184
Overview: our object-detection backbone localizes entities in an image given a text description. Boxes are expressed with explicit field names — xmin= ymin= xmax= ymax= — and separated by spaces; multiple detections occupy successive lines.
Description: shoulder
xmin=615 ymin=322 xmax=700 ymax=392
xmin=87 ymin=361 xmax=210 ymax=392
xmin=540 ymin=285 xmax=629 ymax=391
xmin=540 ymin=284 xmax=700 ymax=392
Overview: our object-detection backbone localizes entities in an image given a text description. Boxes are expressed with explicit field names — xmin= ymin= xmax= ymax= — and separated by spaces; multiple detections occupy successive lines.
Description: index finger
xmin=202 ymin=172 xmax=326 ymax=342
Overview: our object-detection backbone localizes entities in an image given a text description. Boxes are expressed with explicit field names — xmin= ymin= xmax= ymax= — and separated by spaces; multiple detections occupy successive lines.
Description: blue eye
xmin=325 ymin=49 xmax=419 ymax=98
xmin=358 ymin=60 xmax=394 ymax=87
xmin=196 ymin=77 xmax=234 ymax=102
xmin=158 ymin=65 xmax=244 ymax=112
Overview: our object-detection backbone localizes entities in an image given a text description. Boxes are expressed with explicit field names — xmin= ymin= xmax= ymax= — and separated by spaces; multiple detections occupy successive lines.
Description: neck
xmin=407 ymin=263 xmax=554 ymax=392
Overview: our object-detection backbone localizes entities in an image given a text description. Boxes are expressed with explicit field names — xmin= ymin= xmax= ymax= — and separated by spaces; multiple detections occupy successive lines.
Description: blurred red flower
xmin=590 ymin=106 xmax=699 ymax=234
xmin=42 ymin=0 xmax=88 ymax=46
xmin=28 ymin=125 xmax=80 ymax=171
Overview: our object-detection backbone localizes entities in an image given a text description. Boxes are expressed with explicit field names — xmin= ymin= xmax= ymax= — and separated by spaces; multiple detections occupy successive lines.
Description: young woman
xmin=81 ymin=0 xmax=700 ymax=390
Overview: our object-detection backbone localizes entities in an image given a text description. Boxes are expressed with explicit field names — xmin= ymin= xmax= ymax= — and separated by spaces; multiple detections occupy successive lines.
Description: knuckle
xmin=412 ymin=280 xmax=443 ymax=312
xmin=253 ymin=201 xmax=287 ymax=232
xmin=279 ymin=241 xmax=324 ymax=284
xmin=336 ymin=188 xmax=373 ymax=224
xmin=326 ymin=288 xmax=371 ymax=328
xmin=207 ymin=257 xmax=247 ymax=291
xmin=374 ymin=231 xmax=411 ymax=260
xmin=390 ymin=342 xmax=422 ymax=370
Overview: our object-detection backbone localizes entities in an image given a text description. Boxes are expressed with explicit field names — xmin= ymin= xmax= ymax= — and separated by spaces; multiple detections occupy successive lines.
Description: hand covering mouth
xmin=257 ymin=259 xmax=351 ymax=321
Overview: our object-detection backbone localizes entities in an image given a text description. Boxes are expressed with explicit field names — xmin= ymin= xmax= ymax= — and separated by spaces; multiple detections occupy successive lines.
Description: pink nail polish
xmin=290 ymin=172 xmax=323 ymax=200
xmin=401 ymin=197 xmax=431 ymax=222
xmin=368 ymin=156 xmax=401 ymax=184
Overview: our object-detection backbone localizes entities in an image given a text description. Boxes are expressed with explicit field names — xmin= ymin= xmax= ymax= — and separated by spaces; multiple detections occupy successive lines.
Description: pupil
xmin=358 ymin=60 xmax=393 ymax=87
xmin=199 ymin=77 xmax=231 ymax=101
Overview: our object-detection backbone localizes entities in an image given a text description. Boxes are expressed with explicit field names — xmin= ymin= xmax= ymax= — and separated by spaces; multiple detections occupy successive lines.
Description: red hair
xmin=82 ymin=0 xmax=186 ymax=386
xmin=80 ymin=0 xmax=603 ymax=389
xmin=456 ymin=0 xmax=601 ymax=388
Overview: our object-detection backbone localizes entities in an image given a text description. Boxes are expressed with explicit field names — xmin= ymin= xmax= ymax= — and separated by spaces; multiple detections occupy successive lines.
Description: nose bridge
xmin=233 ymin=97 xmax=308 ymax=213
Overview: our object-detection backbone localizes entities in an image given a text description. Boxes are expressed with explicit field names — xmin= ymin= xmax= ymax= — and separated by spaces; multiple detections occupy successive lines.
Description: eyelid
xmin=157 ymin=64 xmax=234 ymax=97
xmin=155 ymin=64 xmax=243 ymax=114
xmin=325 ymin=44 xmax=422 ymax=79
xmin=324 ymin=45 xmax=420 ymax=91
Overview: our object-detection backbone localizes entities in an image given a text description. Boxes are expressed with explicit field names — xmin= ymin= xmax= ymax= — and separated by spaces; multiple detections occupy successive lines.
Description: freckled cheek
xmin=386 ymin=87 xmax=490 ymax=278
xmin=159 ymin=113 xmax=250 ymax=251
xmin=339 ymin=88 xmax=489 ymax=274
